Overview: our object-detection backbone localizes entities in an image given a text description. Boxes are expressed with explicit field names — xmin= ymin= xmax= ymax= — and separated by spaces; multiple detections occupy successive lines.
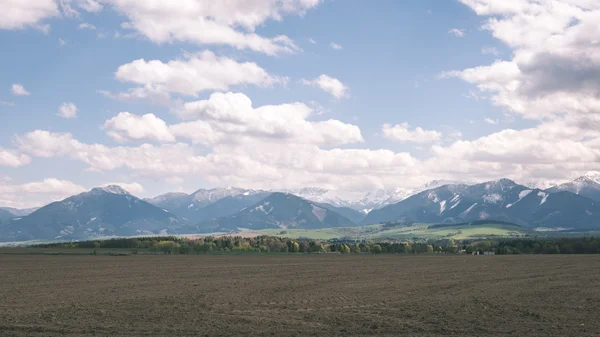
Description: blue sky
xmin=1 ymin=0 xmax=599 ymax=207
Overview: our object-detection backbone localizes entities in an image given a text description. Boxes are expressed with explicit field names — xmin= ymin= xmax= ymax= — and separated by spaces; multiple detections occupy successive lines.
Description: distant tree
xmin=157 ymin=241 xmax=180 ymax=254
xmin=179 ymin=245 xmax=192 ymax=254
xmin=298 ymin=241 xmax=309 ymax=253
xmin=371 ymin=244 xmax=382 ymax=254
xmin=287 ymin=241 xmax=300 ymax=253
xmin=309 ymin=241 xmax=325 ymax=253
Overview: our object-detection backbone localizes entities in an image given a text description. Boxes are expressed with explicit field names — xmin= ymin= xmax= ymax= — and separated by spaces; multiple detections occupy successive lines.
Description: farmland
xmin=253 ymin=222 xmax=530 ymax=241
xmin=1 ymin=254 xmax=599 ymax=336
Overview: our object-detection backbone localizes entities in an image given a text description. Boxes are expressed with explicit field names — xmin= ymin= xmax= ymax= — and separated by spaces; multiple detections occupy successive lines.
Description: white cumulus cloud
xmin=481 ymin=47 xmax=499 ymax=55
xmin=77 ymin=0 xmax=102 ymax=12
xmin=0 ymin=178 xmax=86 ymax=208
xmin=103 ymin=92 xmax=363 ymax=147
xmin=0 ymin=0 xmax=59 ymax=31
xmin=57 ymin=102 xmax=78 ymax=118
xmin=103 ymin=112 xmax=176 ymax=143
xmin=0 ymin=148 xmax=31 ymax=167
xmin=448 ymin=28 xmax=465 ymax=37
xmin=115 ymin=51 xmax=285 ymax=97
xmin=329 ymin=42 xmax=342 ymax=50
xmin=302 ymin=74 xmax=349 ymax=99
xmin=382 ymin=123 xmax=442 ymax=144
xmin=448 ymin=0 xmax=600 ymax=120
xmin=15 ymin=129 xmax=423 ymax=193
xmin=78 ymin=22 xmax=96 ymax=30
xmin=99 ymin=0 xmax=320 ymax=55
xmin=11 ymin=84 xmax=30 ymax=96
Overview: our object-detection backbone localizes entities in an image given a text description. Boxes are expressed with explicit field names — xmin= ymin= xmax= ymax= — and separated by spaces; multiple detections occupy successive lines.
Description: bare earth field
xmin=1 ymin=255 xmax=599 ymax=336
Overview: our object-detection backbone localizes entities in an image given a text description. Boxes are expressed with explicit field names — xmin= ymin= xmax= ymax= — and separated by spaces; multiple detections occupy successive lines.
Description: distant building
xmin=483 ymin=251 xmax=495 ymax=255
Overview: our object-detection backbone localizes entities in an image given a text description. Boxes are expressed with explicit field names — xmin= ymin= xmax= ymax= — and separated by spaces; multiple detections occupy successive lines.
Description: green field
xmin=250 ymin=222 xmax=529 ymax=241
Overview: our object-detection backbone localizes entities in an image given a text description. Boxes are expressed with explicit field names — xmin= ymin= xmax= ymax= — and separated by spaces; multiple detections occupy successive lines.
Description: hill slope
xmin=363 ymin=179 xmax=600 ymax=230
xmin=546 ymin=172 xmax=600 ymax=201
xmin=184 ymin=192 xmax=358 ymax=233
xmin=0 ymin=209 xmax=14 ymax=222
xmin=0 ymin=186 xmax=180 ymax=242
xmin=315 ymin=203 xmax=366 ymax=223
xmin=145 ymin=188 xmax=266 ymax=222
xmin=0 ymin=207 xmax=39 ymax=217
xmin=193 ymin=192 xmax=272 ymax=221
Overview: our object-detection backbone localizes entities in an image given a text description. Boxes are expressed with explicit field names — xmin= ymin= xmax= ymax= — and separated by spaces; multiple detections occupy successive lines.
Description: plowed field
xmin=1 ymin=254 xmax=599 ymax=336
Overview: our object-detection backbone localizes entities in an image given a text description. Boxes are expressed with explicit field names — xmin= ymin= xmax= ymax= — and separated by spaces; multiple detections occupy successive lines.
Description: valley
xmin=246 ymin=221 xmax=529 ymax=241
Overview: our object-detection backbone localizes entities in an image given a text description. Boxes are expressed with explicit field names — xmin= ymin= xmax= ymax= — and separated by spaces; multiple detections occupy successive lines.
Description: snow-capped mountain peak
xmin=522 ymin=179 xmax=559 ymax=190
xmin=579 ymin=171 xmax=600 ymax=184
xmin=356 ymin=187 xmax=415 ymax=208
xmin=191 ymin=187 xmax=262 ymax=203
xmin=421 ymin=179 xmax=464 ymax=190
xmin=91 ymin=185 xmax=131 ymax=195
xmin=290 ymin=180 xmax=470 ymax=211
xmin=144 ymin=192 xmax=188 ymax=204
xmin=285 ymin=187 xmax=348 ymax=207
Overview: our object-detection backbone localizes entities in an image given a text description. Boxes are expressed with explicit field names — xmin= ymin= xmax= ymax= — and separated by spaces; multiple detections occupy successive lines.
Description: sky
xmin=1 ymin=0 xmax=600 ymax=208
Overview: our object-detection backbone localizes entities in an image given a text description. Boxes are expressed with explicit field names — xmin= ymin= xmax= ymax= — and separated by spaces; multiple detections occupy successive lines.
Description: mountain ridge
xmin=181 ymin=192 xmax=358 ymax=233
xmin=363 ymin=179 xmax=600 ymax=230
xmin=0 ymin=185 xmax=180 ymax=242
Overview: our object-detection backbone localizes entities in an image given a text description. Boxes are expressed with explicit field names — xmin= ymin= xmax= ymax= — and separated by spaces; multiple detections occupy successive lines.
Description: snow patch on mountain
xmin=483 ymin=194 xmax=502 ymax=204
xmin=538 ymin=191 xmax=549 ymax=205
xmin=461 ymin=203 xmax=477 ymax=216
xmin=439 ymin=200 xmax=447 ymax=214
xmin=428 ymin=192 xmax=440 ymax=203
xmin=253 ymin=202 xmax=273 ymax=215
xmin=519 ymin=190 xmax=533 ymax=199
xmin=311 ymin=204 xmax=326 ymax=221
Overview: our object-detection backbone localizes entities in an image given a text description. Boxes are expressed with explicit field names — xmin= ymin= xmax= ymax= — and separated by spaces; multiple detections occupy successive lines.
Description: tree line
xmin=31 ymin=235 xmax=600 ymax=255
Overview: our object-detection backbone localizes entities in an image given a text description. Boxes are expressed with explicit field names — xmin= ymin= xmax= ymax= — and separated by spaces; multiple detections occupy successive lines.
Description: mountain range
xmin=546 ymin=171 xmax=600 ymax=202
xmin=144 ymin=187 xmax=270 ymax=223
xmin=181 ymin=192 xmax=357 ymax=233
xmin=2 ymin=173 xmax=600 ymax=242
xmin=363 ymin=179 xmax=600 ymax=230
xmin=0 ymin=186 xmax=180 ymax=242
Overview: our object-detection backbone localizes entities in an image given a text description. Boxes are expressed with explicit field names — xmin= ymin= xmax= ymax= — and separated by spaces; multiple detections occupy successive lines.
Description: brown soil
xmin=0 ymin=254 xmax=599 ymax=336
